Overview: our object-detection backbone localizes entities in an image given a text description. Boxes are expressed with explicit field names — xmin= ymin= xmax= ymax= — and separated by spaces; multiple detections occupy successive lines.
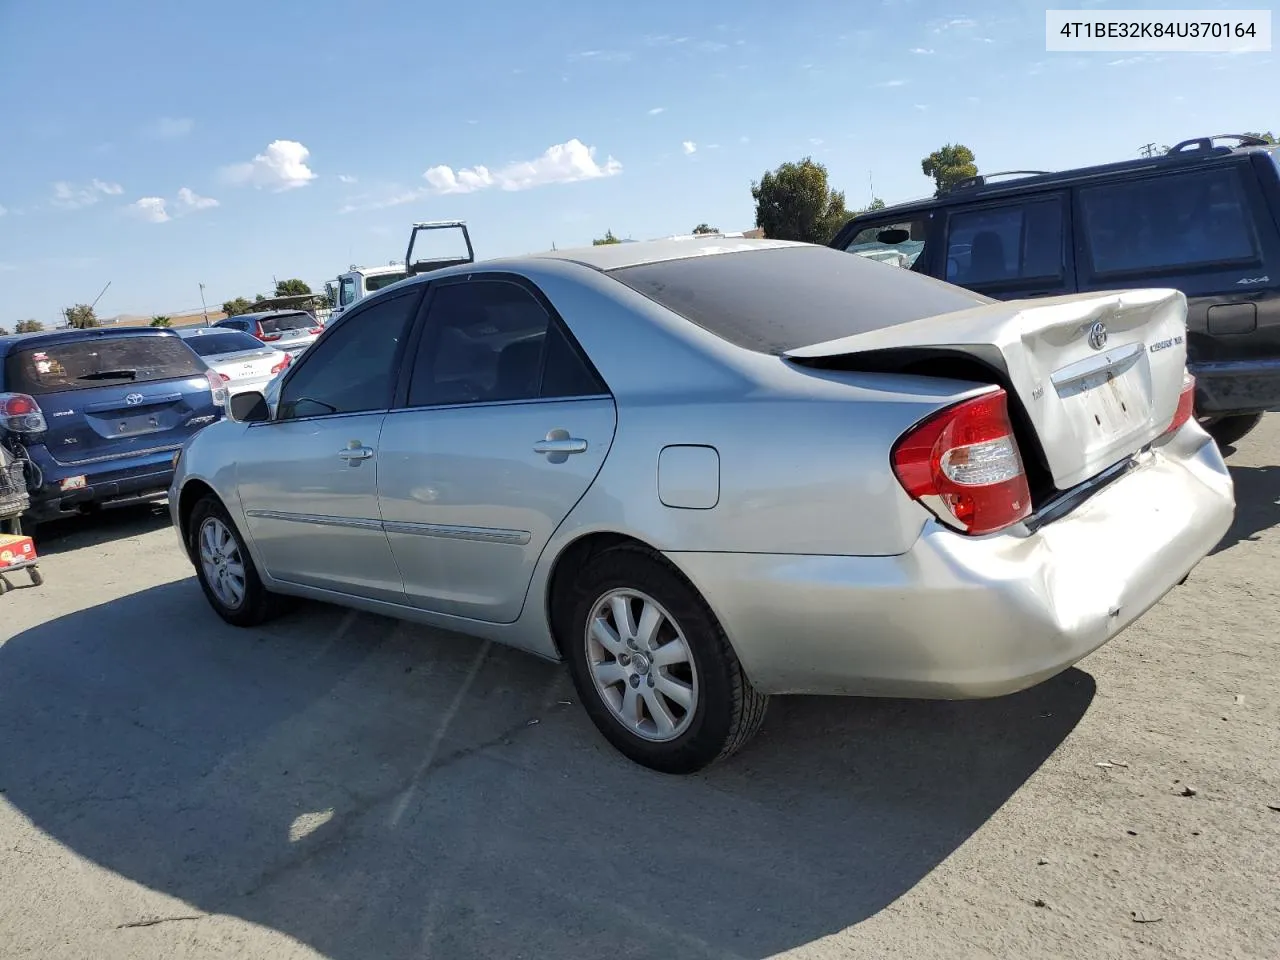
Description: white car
xmin=177 ymin=327 xmax=293 ymax=397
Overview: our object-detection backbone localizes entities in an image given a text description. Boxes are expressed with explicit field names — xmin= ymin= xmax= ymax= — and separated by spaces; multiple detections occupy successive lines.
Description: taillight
xmin=270 ymin=353 xmax=292 ymax=375
xmin=205 ymin=369 xmax=228 ymax=407
xmin=891 ymin=388 xmax=1032 ymax=536
xmin=308 ymin=327 xmax=323 ymax=335
xmin=219 ymin=373 xmax=231 ymax=382
xmin=1162 ymin=371 xmax=1196 ymax=438
xmin=260 ymin=332 xmax=282 ymax=342
xmin=0 ymin=393 xmax=47 ymax=433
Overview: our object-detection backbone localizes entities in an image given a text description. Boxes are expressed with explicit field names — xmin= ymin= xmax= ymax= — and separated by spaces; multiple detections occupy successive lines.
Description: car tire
xmin=188 ymin=495 xmax=289 ymax=627
xmin=1201 ymin=412 xmax=1263 ymax=449
xmin=563 ymin=546 xmax=769 ymax=774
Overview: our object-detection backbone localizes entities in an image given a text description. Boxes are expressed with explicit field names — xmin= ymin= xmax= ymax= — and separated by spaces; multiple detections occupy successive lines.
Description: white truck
xmin=325 ymin=220 xmax=474 ymax=321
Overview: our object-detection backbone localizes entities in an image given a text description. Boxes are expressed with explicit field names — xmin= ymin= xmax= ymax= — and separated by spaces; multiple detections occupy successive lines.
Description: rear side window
xmin=945 ymin=200 xmax=1064 ymax=286
xmin=5 ymin=336 xmax=206 ymax=395
xmin=609 ymin=245 xmax=991 ymax=355
xmin=1079 ymin=167 xmax=1259 ymax=275
xmin=183 ymin=332 xmax=264 ymax=357
xmin=259 ymin=313 xmax=314 ymax=335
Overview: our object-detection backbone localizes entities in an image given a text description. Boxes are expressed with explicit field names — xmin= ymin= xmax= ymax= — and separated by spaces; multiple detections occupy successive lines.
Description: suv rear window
xmin=1079 ymin=167 xmax=1259 ymax=275
xmin=5 ymin=335 xmax=206 ymax=395
xmin=182 ymin=331 xmax=264 ymax=357
xmin=258 ymin=313 xmax=314 ymax=335
xmin=609 ymin=245 xmax=991 ymax=355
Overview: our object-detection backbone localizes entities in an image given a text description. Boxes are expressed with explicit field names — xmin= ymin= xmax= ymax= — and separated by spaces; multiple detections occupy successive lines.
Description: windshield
xmin=609 ymin=245 xmax=990 ymax=355
xmin=182 ymin=331 xmax=266 ymax=357
xmin=5 ymin=336 xmax=207 ymax=395
xmin=258 ymin=313 xmax=314 ymax=335
xmin=365 ymin=272 xmax=408 ymax=293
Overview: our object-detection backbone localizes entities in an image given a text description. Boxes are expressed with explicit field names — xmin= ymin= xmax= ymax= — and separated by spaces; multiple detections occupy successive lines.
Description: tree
xmin=15 ymin=319 xmax=43 ymax=334
xmin=593 ymin=230 xmax=622 ymax=245
xmin=150 ymin=315 xmax=172 ymax=327
xmin=859 ymin=197 xmax=886 ymax=214
xmin=750 ymin=156 xmax=849 ymax=244
xmin=222 ymin=297 xmax=256 ymax=317
xmin=1244 ymin=131 xmax=1277 ymax=144
xmin=274 ymin=278 xmax=311 ymax=297
xmin=692 ymin=223 xmax=720 ymax=235
xmin=65 ymin=304 xmax=99 ymax=329
xmin=254 ymin=293 xmax=266 ymax=303
xmin=0 ymin=326 xmax=8 ymax=336
xmin=921 ymin=143 xmax=978 ymax=197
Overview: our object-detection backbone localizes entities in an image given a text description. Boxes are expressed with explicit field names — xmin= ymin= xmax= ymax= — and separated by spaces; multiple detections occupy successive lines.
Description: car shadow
xmin=31 ymin=501 xmax=173 ymax=555
xmin=1210 ymin=462 xmax=1280 ymax=556
xmin=0 ymin=581 xmax=1095 ymax=959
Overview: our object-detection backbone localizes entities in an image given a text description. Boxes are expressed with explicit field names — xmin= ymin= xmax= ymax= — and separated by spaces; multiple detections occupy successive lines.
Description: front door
xmin=236 ymin=286 xmax=422 ymax=603
xmin=377 ymin=275 xmax=617 ymax=623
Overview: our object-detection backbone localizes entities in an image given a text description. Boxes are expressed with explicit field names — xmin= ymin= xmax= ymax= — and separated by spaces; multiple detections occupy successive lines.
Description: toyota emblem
xmin=125 ymin=393 xmax=145 ymax=406
xmin=1087 ymin=321 xmax=1108 ymax=351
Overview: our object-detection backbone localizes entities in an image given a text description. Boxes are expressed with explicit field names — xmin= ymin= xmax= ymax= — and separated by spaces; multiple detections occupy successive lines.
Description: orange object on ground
xmin=0 ymin=534 xmax=36 ymax=569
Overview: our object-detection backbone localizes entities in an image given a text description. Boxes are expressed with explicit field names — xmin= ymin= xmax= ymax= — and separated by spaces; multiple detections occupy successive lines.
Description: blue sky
xmin=0 ymin=0 xmax=1273 ymax=323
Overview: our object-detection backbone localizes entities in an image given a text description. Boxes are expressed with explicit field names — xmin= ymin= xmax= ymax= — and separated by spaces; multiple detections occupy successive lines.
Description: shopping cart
xmin=0 ymin=456 xmax=41 ymax=592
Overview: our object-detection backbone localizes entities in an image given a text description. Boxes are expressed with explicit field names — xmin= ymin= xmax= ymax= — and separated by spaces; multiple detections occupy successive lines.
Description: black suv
xmin=830 ymin=134 xmax=1280 ymax=447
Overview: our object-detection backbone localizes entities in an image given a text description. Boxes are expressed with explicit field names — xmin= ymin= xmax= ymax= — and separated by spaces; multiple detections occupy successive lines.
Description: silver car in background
xmin=176 ymin=327 xmax=293 ymax=397
xmin=169 ymin=237 xmax=1235 ymax=773
xmin=212 ymin=310 xmax=323 ymax=359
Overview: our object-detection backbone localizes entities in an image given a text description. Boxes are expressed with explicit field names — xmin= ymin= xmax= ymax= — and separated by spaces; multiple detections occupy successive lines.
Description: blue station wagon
xmin=0 ymin=327 xmax=226 ymax=526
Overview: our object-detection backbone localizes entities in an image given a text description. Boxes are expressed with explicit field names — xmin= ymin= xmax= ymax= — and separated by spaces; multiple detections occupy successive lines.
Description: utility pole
xmin=199 ymin=282 xmax=209 ymax=325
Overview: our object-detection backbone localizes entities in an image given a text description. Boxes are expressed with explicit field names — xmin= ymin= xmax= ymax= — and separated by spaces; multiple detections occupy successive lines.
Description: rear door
xmin=377 ymin=274 xmax=617 ymax=623
xmin=941 ymin=191 xmax=1075 ymax=300
xmin=5 ymin=334 xmax=219 ymax=465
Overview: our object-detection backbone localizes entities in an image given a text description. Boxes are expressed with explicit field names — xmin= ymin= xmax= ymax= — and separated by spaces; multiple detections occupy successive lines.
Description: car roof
xmin=219 ymin=310 xmax=310 ymax=323
xmin=487 ymin=236 xmax=807 ymax=273
xmin=841 ymin=136 xmax=1279 ymax=223
xmin=0 ymin=325 xmax=179 ymax=359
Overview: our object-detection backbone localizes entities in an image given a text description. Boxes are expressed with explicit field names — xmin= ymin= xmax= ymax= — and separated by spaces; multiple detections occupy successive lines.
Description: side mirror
xmin=229 ymin=391 xmax=271 ymax=423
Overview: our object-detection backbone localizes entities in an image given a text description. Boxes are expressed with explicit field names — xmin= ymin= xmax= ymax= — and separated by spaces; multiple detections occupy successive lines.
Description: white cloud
xmin=571 ymin=50 xmax=632 ymax=63
xmin=875 ymin=79 xmax=908 ymax=87
xmin=0 ymin=204 xmax=6 ymax=217
xmin=648 ymin=106 xmax=666 ymax=115
xmin=910 ymin=47 xmax=935 ymax=54
xmin=914 ymin=103 xmax=929 ymax=111
xmin=51 ymin=179 xmax=124 ymax=209
xmin=130 ymin=197 xmax=170 ymax=223
xmin=149 ymin=117 xmax=194 ymax=139
xmin=739 ymin=135 xmax=750 ymax=144
xmin=682 ymin=140 xmax=697 ymax=155
xmin=337 ymin=174 xmax=359 ymax=183
xmin=221 ymin=140 xmax=317 ymax=191
xmin=175 ymin=187 xmax=218 ymax=212
xmin=423 ymin=138 xmax=622 ymax=195
xmin=809 ymin=138 xmax=824 ymax=146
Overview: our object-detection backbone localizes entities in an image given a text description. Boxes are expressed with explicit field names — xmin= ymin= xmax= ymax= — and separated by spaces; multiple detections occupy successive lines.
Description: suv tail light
xmin=270 ymin=353 xmax=292 ymax=375
xmin=1162 ymin=371 xmax=1196 ymax=438
xmin=205 ymin=369 xmax=229 ymax=407
xmin=308 ymin=327 xmax=323 ymax=336
xmin=891 ymin=388 xmax=1032 ymax=536
xmin=255 ymin=325 xmax=282 ymax=343
xmin=0 ymin=393 xmax=47 ymax=433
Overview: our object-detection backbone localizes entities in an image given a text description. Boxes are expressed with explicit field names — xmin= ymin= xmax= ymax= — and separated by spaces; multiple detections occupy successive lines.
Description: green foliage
xmin=860 ymin=197 xmax=886 ymax=213
xmin=65 ymin=304 xmax=99 ymax=329
xmin=1244 ymin=131 xmax=1277 ymax=144
xmin=15 ymin=319 xmax=43 ymax=334
xmin=255 ymin=293 xmax=266 ymax=303
xmin=593 ymin=229 xmax=622 ymax=245
xmin=750 ymin=157 xmax=849 ymax=244
xmin=921 ymin=143 xmax=978 ymax=197
xmin=222 ymin=297 xmax=256 ymax=317
xmin=274 ymin=278 xmax=311 ymax=297
xmin=150 ymin=315 xmax=172 ymax=327
xmin=0 ymin=326 xmax=8 ymax=336
xmin=692 ymin=223 xmax=719 ymax=235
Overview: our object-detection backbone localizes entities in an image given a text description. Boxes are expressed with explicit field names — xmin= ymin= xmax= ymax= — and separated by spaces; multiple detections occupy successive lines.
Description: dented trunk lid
xmin=784 ymin=289 xmax=1190 ymax=491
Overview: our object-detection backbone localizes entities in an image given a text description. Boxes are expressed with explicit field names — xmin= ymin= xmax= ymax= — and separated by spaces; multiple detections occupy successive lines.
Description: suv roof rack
xmin=1168 ymin=133 xmax=1271 ymax=154
xmin=949 ymin=170 xmax=1051 ymax=192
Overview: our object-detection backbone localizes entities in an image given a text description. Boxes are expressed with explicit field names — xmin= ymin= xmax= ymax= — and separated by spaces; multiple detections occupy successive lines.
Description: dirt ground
xmin=0 ymin=417 xmax=1277 ymax=960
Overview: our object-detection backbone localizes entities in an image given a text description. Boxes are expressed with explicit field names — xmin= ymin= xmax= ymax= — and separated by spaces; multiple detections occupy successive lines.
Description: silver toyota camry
xmin=169 ymin=237 xmax=1235 ymax=773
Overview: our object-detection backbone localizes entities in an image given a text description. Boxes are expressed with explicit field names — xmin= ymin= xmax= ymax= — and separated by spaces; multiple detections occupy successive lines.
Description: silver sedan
xmin=169 ymin=237 xmax=1235 ymax=773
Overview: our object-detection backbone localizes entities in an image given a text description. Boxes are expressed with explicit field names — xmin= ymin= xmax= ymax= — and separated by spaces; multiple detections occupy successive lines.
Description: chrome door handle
xmin=338 ymin=446 xmax=374 ymax=461
xmin=533 ymin=438 xmax=587 ymax=456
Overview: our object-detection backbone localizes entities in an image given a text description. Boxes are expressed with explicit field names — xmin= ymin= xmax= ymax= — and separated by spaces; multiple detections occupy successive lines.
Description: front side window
xmin=1079 ymin=167 xmax=1259 ymax=275
xmin=340 ymin=277 xmax=358 ymax=307
xmin=276 ymin=291 xmax=418 ymax=420
xmin=407 ymin=278 xmax=605 ymax=407
xmin=945 ymin=200 xmax=1064 ymax=287
xmin=843 ymin=218 xmax=928 ymax=270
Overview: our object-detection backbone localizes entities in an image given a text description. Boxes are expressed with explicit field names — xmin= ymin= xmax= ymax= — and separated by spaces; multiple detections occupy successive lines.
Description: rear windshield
xmin=5 ymin=335 xmax=206 ymax=395
xmin=608 ymin=245 xmax=991 ymax=354
xmin=258 ymin=313 xmax=314 ymax=334
xmin=366 ymin=272 xmax=408 ymax=293
xmin=182 ymin=331 xmax=264 ymax=357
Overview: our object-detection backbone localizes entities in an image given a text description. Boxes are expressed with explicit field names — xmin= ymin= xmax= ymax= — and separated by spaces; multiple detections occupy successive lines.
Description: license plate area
xmin=1053 ymin=343 xmax=1152 ymax=446
xmin=113 ymin=412 xmax=164 ymax=437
